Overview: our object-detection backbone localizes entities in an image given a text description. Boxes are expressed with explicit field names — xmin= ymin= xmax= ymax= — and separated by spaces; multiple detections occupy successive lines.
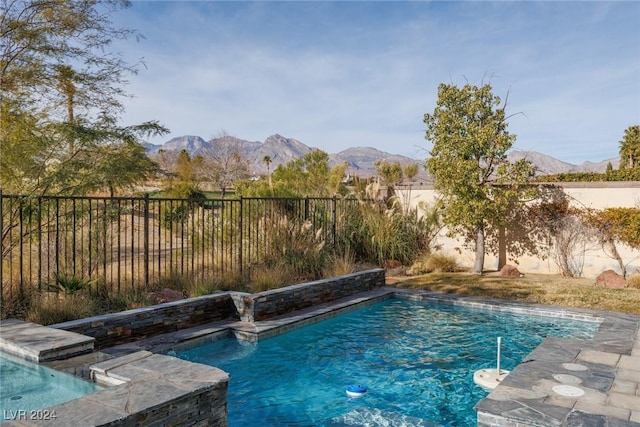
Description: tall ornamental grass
xmin=338 ymin=199 xmax=438 ymax=265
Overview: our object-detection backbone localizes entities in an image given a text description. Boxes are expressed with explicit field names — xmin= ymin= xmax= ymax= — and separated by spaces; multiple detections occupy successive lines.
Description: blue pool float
xmin=346 ymin=384 xmax=367 ymax=398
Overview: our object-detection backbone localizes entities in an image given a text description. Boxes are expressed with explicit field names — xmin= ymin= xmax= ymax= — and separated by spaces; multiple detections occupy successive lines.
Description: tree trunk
xmin=474 ymin=225 xmax=485 ymax=275
xmin=497 ymin=225 xmax=506 ymax=270
xmin=605 ymin=238 xmax=626 ymax=278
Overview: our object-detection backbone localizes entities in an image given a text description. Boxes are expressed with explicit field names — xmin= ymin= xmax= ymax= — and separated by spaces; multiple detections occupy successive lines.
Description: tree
xmin=237 ymin=149 xmax=346 ymax=197
xmin=584 ymin=207 xmax=640 ymax=277
xmin=199 ymin=132 xmax=250 ymax=198
xmin=404 ymin=163 xmax=419 ymax=182
xmin=164 ymin=149 xmax=205 ymax=198
xmin=373 ymin=160 xmax=420 ymax=205
xmin=272 ymin=150 xmax=329 ymax=197
xmin=424 ymin=82 xmax=535 ymax=274
xmin=619 ymin=125 xmax=640 ymax=169
xmin=1 ymin=0 xmax=167 ymax=196
xmin=263 ymin=155 xmax=273 ymax=193
xmin=1 ymin=0 xmax=135 ymax=115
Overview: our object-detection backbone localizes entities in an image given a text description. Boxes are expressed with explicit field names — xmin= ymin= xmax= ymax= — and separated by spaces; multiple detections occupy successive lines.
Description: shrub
xmin=99 ymin=288 xmax=152 ymax=312
xmin=324 ymin=247 xmax=356 ymax=277
xmin=407 ymin=253 xmax=458 ymax=275
xmin=535 ymin=167 xmax=640 ymax=182
xmin=189 ymin=282 xmax=223 ymax=297
xmin=260 ymin=217 xmax=328 ymax=280
xmin=156 ymin=271 xmax=193 ymax=294
xmin=47 ymin=273 xmax=93 ymax=296
xmin=627 ymin=274 xmax=640 ymax=290
xmin=425 ymin=253 xmax=458 ymax=273
xmin=26 ymin=293 xmax=97 ymax=325
xmin=250 ymin=263 xmax=297 ymax=293
xmin=0 ymin=290 xmax=34 ymax=320
xmin=191 ymin=271 xmax=248 ymax=294
xmin=338 ymin=200 xmax=438 ymax=266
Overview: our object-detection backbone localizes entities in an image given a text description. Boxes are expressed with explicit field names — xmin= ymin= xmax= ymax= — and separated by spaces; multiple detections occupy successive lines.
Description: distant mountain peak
xmin=147 ymin=134 xmax=620 ymax=179
xmin=508 ymin=150 xmax=620 ymax=175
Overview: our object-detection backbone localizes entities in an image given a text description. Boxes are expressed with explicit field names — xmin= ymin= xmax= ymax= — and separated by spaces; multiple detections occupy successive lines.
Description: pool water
xmin=174 ymin=299 xmax=599 ymax=427
xmin=0 ymin=352 xmax=102 ymax=420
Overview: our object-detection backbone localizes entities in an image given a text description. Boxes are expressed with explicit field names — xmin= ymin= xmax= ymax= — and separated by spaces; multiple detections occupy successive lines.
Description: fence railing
xmin=1 ymin=192 xmax=362 ymax=299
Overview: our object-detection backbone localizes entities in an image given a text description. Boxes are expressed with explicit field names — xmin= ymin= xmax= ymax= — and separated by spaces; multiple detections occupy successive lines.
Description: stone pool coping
xmin=0 ymin=319 xmax=94 ymax=362
xmin=1 ymin=349 xmax=229 ymax=427
xmin=105 ymin=286 xmax=640 ymax=427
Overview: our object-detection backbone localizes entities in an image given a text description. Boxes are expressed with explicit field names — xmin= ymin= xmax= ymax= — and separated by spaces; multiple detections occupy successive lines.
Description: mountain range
xmin=146 ymin=134 xmax=621 ymax=181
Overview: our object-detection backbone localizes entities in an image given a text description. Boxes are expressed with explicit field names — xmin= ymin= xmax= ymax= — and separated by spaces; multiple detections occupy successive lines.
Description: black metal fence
xmin=1 ymin=193 xmax=362 ymax=299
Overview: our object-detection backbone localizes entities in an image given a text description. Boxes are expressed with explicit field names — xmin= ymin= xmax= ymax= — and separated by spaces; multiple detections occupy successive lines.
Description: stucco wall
xmin=395 ymin=182 xmax=640 ymax=278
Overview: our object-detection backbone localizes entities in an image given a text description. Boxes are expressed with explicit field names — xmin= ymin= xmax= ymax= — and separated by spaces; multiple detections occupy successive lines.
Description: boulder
xmin=150 ymin=288 xmax=185 ymax=304
xmin=595 ymin=270 xmax=626 ymax=289
xmin=383 ymin=259 xmax=402 ymax=269
xmin=499 ymin=264 xmax=524 ymax=277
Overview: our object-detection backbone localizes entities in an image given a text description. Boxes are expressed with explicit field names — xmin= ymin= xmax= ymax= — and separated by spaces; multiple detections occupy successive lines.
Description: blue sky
xmin=113 ymin=1 xmax=640 ymax=164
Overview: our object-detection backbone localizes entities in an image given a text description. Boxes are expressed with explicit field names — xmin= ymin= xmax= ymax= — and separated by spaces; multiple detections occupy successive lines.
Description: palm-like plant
xmin=619 ymin=125 xmax=640 ymax=169
xmin=263 ymin=155 xmax=273 ymax=192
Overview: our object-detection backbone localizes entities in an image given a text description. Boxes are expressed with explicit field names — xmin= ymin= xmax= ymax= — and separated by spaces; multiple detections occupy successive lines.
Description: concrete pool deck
xmin=2 ymin=285 xmax=639 ymax=426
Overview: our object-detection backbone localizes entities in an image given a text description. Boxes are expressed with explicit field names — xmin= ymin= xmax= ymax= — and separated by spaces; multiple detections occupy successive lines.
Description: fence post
xmin=238 ymin=196 xmax=243 ymax=273
xmin=144 ymin=194 xmax=150 ymax=289
xmin=0 ymin=189 xmax=3 ymax=298
xmin=332 ymin=196 xmax=337 ymax=247
xmin=304 ymin=196 xmax=309 ymax=221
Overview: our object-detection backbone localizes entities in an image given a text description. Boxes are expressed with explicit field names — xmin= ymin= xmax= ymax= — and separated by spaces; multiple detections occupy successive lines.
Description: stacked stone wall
xmin=51 ymin=269 xmax=385 ymax=349
xmin=239 ymin=269 xmax=385 ymax=322
xmin=52 ymin=293 xmax=235 ymax=350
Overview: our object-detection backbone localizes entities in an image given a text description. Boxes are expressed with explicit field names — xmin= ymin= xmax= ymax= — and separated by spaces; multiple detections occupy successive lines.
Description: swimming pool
xmin=0 ymin=351 xmax=102 ymax=421
xmin=174 ymin=298 xmax=599 ymax=426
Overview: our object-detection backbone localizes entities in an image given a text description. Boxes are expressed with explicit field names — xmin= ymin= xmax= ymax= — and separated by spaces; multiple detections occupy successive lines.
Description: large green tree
xmin=1 ymin=0 xmax=166 ymax=196
xmin=238 ymin=149 xmax=346 ymax=197
xmin=619 ymin=125 xmax=640 ymax=169
xmin=424 ymin=83 xmax=535 ymax=274
xmin=164 ymin=149 xmax=205 ymax=198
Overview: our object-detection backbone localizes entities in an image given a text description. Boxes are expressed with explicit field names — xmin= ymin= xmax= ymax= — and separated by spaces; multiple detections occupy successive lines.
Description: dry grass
xmin=396 ymin=272 xmax=640 ymax=315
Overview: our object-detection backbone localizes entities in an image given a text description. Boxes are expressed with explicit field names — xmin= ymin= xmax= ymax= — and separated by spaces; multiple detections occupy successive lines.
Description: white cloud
xmin=114 ymin=1 xmax=640 ymax=164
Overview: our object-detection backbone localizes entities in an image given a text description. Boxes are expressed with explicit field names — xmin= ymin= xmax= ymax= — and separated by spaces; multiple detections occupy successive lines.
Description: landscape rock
xmin=150 ymin=288 xmax=185 ymax=304
xmin=595 ymin=270 xmax=626 ymax=289
xmin=383 ymin=259 xmax=404 ymax=277
xmin=500 ymin=264 xmax=524 ymax=277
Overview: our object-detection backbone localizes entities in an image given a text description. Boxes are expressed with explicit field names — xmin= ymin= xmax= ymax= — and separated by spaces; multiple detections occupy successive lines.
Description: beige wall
xmin=395 ymin=182 xmax=640 ymax=279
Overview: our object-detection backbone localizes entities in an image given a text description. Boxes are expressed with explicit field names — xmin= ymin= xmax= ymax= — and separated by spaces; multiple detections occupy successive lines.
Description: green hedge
xmin=535 ymin=167 xmax=640 ymax=183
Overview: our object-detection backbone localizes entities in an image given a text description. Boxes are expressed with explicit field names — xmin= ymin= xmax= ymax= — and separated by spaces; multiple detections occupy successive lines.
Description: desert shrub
xmin=249 ymin=262 xmax=297 ymax=293
xmin=324 ymin=246 xmax=356 ymax=277
xmin=425 ymin=253 xmax=458 ymax=273
xmin=0 ymin=290 xmax=35 ymax=320
xmin=407 ymin=253 xmax=457 ymax=275
xmin=98 ymin=288 xmax=152 ymax=312
xmin=260 ymin=217 xmax=329 ymax=280
xmin=155 ymin=270 xmax=194 ymax=294
xmin=189 ymin=282 xmax=223 ymax=297
xmin=337 ymin=200 xmax=437 ymax=266
xmin=47 ymin=273 xmax=93 ymax=296
xmin=26 ymin=293 xmax=97 ymax=325
xmin=190 ymin=270 xmax=248 ymax=295
xmin=627 ymin=274 xmax=640 ymax=290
